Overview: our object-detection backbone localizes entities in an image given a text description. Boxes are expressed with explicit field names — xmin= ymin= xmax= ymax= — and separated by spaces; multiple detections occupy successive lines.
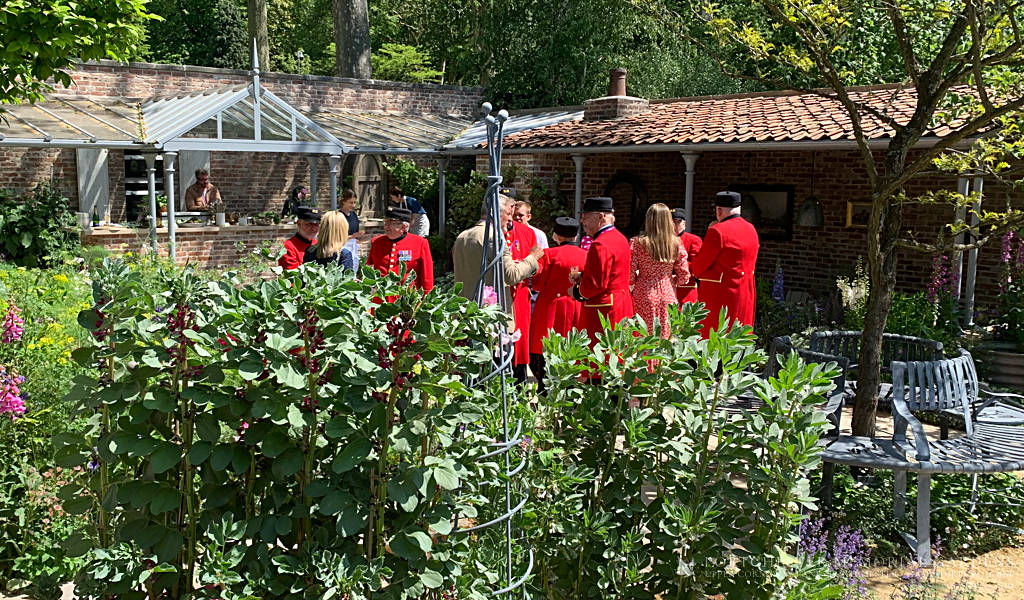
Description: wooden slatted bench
xmin=820 ymin=349 xmax=1024 ymax=564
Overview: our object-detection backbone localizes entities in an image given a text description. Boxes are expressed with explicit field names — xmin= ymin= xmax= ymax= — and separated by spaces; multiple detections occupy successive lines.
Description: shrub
xmin=526 ymin=304 xmax=841 ymax=597
xmin=812 ymin=466 xmax=1024 ymax=562
xmin=0 ymin=180 xmax=80 ymax=267
xmin=0 ymin=265 xmax=92 ymax=589
xmin=59 ymin=259 xmax=518 ymax=598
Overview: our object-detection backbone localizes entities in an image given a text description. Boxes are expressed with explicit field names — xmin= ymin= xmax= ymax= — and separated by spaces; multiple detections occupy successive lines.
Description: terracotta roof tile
xmin=502 ymin=85 xmax=953 ymax=149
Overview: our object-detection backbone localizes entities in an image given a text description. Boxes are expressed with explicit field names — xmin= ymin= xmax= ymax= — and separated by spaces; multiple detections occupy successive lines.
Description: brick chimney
xmin=583 ymin=68 xmax=651 ymax=122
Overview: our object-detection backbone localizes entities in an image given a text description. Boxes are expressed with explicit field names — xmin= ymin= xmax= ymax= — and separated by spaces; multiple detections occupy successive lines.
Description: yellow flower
xmin=124 ymin=252 xmax=133 ymax=257
xmin=52 ymin=274 xmax=70 ymax=284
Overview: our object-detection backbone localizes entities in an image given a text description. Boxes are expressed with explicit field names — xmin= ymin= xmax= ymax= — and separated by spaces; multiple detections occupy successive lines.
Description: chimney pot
xmin=609 ymin=68 xmax=627 ymax=97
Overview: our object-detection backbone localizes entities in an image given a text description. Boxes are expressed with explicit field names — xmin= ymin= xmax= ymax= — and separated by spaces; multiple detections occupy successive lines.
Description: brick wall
xmin=67 ymin=60 xmax=483 ymax=115
xmin=0 ymin=148 xmax=78 ymax=204
xmin=480 ymin=149 xmax=1021 ymax=312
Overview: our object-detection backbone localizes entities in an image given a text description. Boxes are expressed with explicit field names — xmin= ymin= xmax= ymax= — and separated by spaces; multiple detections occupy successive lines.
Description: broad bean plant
xmin=527 ymin=305 xmax=842 ymax=600
xmin=57 ymin=259 xmax=512 ymax=599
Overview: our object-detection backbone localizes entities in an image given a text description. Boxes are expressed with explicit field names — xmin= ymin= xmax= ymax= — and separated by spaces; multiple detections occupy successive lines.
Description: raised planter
xmin=977 ymin=340 xmax=1024 ymax=391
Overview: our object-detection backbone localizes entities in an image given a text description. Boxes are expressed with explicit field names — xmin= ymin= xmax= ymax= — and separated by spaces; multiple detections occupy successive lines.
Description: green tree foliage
xmin=369 ymin=0 xmax=756 ymax=105
xmin=672 ymin=0 xmax=1024 ymax=435
xmin=268 ymin=0 xmax=336 ymax=74
xmin=0 ymin=181 xmax=80 ymax=268
xmin=144 ymin=0 xmax=248 ymax=69
xmin=372 ymin=44 xmax=443 ymax=83
xmin=0 ymin=0 xmax=152 ymax=105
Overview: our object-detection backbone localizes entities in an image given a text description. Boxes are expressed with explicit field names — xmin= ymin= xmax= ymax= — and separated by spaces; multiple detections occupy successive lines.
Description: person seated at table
xmin=185 ymin=168 xmax=222 ymax=211
xmin=303 ymin=211 xmax=354 ymax=271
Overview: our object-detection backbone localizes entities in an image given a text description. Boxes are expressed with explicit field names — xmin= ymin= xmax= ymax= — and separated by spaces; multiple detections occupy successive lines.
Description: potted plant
xmin=155 ymin=194 xmax=168 ymax=216
xmin=211 ymin=198 xmax=226 ymax=227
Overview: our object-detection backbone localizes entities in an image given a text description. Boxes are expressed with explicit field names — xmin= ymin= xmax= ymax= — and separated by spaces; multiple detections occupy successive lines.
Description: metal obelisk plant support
xmin=458 ymin=102 xmax=533 ymax=596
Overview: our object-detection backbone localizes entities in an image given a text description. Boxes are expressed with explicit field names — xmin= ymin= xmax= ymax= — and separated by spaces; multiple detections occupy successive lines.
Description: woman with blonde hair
xmin=303 ymin=210 xmax=355 ymax=271
xmin=630 ymin=203 xmax=688 ymax=338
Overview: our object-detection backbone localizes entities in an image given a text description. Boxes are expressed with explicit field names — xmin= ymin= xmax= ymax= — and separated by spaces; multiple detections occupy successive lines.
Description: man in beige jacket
xmin=453 ymin=195 xmax=542 ymax=306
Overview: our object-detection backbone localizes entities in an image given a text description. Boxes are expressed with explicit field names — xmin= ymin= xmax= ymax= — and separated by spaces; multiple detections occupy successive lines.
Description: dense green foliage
xmin=0 ymin=0 xmax=152 ymax=105
xmin=526 ymin=304 xmax=842 ymax=598
xmin=143 ymin=0 xmax=249 ymax=70
xmin=135 ymin=0 xmax=756 ymax=104
xmin=0 ymin=181 xmax=80 ymax=268
xmin=59 ymin=259 xmax=516 ymax=598
xmin=815 ymin=466 xmax=1024 ymax=562
xmin=0 ymin=266 xmax=92 ymax=594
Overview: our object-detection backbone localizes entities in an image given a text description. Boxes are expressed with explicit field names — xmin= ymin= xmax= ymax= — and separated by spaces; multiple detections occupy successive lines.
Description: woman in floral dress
xmin=630 ymin=203 xmax=688 ymax=339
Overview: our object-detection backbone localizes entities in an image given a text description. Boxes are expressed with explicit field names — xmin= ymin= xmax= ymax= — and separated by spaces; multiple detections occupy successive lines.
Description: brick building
xmin=443 ymin=76 xmax=1015 ymax=315
xmin=0 ymin=60 xmax=1015 ymax=313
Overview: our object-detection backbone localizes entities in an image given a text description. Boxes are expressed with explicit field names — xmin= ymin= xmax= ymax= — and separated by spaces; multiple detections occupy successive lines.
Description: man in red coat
xmin=570 ymin=197 xmax=635 ymax=348
xmin=366 ymin=207 xmax=434 ymax=292
xmin=672 ymin=208 xmax=703 ymax=305
xmin=530 ymin=217 xmax=586 ymax=394
xmin=691 ymin=191 xmax=760 ymax=338
xmin=278 ymin=207 xmax=321 ymax=270
xmin=504 ymin=202 xmax=538 ymax=384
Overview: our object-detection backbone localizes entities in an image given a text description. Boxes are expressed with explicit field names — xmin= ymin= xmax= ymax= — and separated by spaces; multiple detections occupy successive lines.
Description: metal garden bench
xmin=820 ymin=349 xmax=1024 ymax=564
xmin=809 ymin=331 xmax=943 ymax=400
xmin=728 ymin=336 xmax=849 ymax=438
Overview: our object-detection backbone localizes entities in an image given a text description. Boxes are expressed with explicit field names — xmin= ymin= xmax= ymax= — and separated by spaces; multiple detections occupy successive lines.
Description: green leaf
xmin=431 ymin=462 xmax=460 ymax=491
xmin=132 ymin=524 xmax=167 ymax=549
xmin=389 ymin=530 xmax=432 ymax=561
xmin=273 ymin=447 xmax=303 ymax=478
xmin=211 ymin=444 xmax=233 ymax=471
xmin=332 ymin=437 xmax=371 ymax=474
xmin=188 ymin=441 xmax=212 ymax=465
xmin=195 ymin=413 xmax=221 ymax=442
xmin=261 ymin=430 xmax=291 ymax=458
xmin=63 ymin=496 xmax=93 ymax=515
xmin=319 ymin=490 xmax=355 ymax=516
xmin=275 ymin=362 xmax=307 ymax=389
xmin=155 ymin=530 xmax=183 ymax=564
xmin=239 ymin=360 xmax=264 ymax=381
xmin=150 ymin=488 xmax=182 ymax=515
xmin=230 ymin=445 xmax=251 ymax=473
xmin=62 ymin=531 xmax=92 ymax=558
xmin=336 ymin=508 xmax=368 ymax=537
xmin=150 ymin=442 xmax=181 ymax=474
xmin=275 ymin=516 xmax=292 ymax=536
xmin=143 ymin=388 xmax=176 ymax=412
xmin=420 ymin=568 xmax=444 ymax=589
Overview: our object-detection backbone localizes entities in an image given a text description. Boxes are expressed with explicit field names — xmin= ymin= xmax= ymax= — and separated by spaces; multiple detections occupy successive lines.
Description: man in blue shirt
xmin=389 ymin=186 xmax=430 ymax=237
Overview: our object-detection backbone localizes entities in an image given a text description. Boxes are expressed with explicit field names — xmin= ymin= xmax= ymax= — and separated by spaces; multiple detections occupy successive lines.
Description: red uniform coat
xmin=575 ymin=225 xmax=635 ymax=346
xmin=280 ymin=233 xmax=314 ymax=270
xmin=691 ymin=215 xmax=759 ymax=338
xmin=366 ymin=233 xmax=434 ymax=291
xmin=675 ymin=231 xmax=703 ymax=304
xmin=505 ymin=222 xmax=537 ymax=365
xmin=530 ymin=242 xmax=587 ymax=354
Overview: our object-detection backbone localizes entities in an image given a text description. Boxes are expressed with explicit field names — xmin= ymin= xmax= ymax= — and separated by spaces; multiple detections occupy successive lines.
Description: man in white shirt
xmin=514 ymin=201 xmax=549 ymax=249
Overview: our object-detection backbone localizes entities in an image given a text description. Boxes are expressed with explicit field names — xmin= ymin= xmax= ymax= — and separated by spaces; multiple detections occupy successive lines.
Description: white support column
xmin=681 ymin=152 xmax=700 ymax=232
xmin=165 ymin=152 xmax=178 ymax=263
xmin=953 ymin=177 xmax=970 ymax=300
xmin=308 ymin=156 xmax=319 ymax=205
xmin=144 ymin=153 xmax=158 ymax=254
xmin=437 ymin=157 xmax=449 ymax=237
xmin=964 ymin=176 xmax=984 ymax=326
xmin=571 ymin=154 xmax=585 ymax=220
xmin=328 ymin=154 xmax=341 ymax=211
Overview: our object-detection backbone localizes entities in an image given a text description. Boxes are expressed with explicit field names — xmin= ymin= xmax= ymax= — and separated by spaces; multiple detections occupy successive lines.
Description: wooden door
xmin=352 ymin=155 xmax=384 ymax=217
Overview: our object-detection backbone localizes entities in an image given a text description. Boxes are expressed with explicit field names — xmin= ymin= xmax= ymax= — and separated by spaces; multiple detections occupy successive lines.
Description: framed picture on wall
xmin=727 ymin=184 xmax=795 ymax=241
xmin=846 ymin=201 xmax=872 ymax=228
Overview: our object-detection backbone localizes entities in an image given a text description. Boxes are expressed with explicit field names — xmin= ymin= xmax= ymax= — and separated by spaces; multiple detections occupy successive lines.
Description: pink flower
xmin=0 ymin=365 xmax=26 ymax=420
xmin=482 ymin=285 xmax=499 ymax=307
xmin=1 ymin=302 xmax=23 ymax=344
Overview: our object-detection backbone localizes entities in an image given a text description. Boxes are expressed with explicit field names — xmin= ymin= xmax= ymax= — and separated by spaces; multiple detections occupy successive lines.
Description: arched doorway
xmin=344 ymin=155 xmax=385 ymax=217
xmin=603 ymin=172 xmax=650 ymax=237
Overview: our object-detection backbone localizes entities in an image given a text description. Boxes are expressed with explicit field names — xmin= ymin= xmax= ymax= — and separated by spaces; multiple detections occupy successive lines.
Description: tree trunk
xmin=851 ymin=172 xmax=906 ymax=437
xmin=247 ymin=0 xmax=270 ymax=70
xmin=332 ymin=0 xmax=372 ymax=79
